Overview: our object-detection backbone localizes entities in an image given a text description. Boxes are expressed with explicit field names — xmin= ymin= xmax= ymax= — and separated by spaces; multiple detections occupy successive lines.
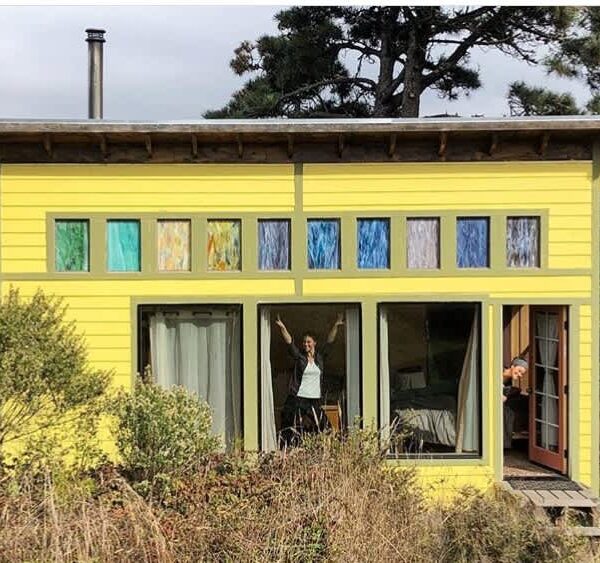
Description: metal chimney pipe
xmin=85 ymin=28 xmax=105 ymax=119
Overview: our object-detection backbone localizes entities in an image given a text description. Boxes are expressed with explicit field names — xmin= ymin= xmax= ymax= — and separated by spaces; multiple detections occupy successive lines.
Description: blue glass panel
xmin=506 ymin=217 xmax=539 ymax=267
xmin=357 ymin=219 xmax=390 ymax=269
xmin=457 ymin=218 xmax=489 ymax=268
xmin=307 ymin=220 xmax=340 ymax=269
xmin=107 ymin=220 xmax=141 ymax=272
xmin=258 ymin=220 xmax=290 ymax=270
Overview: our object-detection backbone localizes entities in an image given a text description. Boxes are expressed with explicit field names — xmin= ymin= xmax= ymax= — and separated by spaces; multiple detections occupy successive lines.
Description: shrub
xmin=440 ymin=486 xmax=584 ymax=563
xmin=0 ymin=287 xmax=110 ymax=458
xmin=110 ymin=379 xmax=219 ymax=492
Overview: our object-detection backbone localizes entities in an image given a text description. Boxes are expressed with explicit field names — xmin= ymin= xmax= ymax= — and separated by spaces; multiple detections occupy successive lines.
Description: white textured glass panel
xmin=407 ymin=218 xmax=440 ymax=269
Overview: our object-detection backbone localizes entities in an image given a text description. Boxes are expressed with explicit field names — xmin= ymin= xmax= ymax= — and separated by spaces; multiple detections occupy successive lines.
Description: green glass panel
xmin=107 ymin=220 xmax=141 ymax=272
xmin=55 ymin=220 xmax=89 ymax=272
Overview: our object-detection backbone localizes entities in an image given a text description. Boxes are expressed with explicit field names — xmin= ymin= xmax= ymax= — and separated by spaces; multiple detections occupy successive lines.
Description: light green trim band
xmin=40 ymin=206 xmax=557 ymax=281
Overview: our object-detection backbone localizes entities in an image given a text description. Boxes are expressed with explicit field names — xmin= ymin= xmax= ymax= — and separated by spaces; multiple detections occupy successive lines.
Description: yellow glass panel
xmin=158 ymin=220 xmax=191 ymax=271
xmin=207 ymin=220 xmax=241 ymax=271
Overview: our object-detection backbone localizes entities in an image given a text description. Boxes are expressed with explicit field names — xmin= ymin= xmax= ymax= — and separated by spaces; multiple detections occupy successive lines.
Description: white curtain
xmin=260 ymin=308 xmax=277 ymax=451
xmin=149 ymin=310 xmax=241 ymax=447
xmin=455 ymin=309 xmax=479 ymax=453
xmin=537 ymin=312 xmax=559 ymax=451
xmin=379 ymin=307 xmax=390 ymax=440
xmin=345 ymin=306 xmax=361 ymax=428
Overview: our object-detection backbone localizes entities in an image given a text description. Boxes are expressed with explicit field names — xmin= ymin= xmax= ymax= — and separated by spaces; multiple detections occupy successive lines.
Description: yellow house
xmin=0 ymin=117 xmax=598 ymax=499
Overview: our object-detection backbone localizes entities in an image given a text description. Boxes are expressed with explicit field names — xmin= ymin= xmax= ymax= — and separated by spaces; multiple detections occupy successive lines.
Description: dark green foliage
xmin=206 ymin=6 xmax=591 ymax=118
xmin=507 ymin=81 xmax=582 ymax=116
xmin=0 ymin=287 xmax=110 ymax=452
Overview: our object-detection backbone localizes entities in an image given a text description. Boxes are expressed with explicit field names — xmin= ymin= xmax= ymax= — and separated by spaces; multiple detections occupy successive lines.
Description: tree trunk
xmin=373 ymin=7 xmax=399 ymax=117
xmin=399 ymin=28 xmax=425 ymax=118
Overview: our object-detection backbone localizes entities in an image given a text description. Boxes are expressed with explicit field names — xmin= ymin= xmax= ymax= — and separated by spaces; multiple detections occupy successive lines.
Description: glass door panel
xmin=529 ymin=307 xmax=567 ymax=473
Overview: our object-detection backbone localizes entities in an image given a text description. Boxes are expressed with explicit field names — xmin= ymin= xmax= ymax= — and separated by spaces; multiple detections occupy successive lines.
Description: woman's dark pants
xmin=279 ymin=395 xmax=329 ymax=447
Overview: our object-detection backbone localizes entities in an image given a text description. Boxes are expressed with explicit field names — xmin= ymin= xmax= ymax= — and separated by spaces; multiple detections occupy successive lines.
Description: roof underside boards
xmin=0 ymin=117 xmax=597 ymax=163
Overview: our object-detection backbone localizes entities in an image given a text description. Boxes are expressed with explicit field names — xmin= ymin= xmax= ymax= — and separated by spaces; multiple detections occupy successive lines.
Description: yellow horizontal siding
xmin=305 ymin=161 xmax=593 ymax=272
xmin=7 ymin=279 xmax=296 ymax=297
xmin=1 ymin=163 xmax=295 ymax=273
xmin=577 ymin=304 xmax=593 ymax=487
xmin=303 ymin=276 xmax=591 ymax=296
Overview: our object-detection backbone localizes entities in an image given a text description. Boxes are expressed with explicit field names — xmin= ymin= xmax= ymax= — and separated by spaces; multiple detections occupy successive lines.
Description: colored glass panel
xmin=457 ymin=217 xmax=489 ymax=268
xmin=258 ymin=220 xmax=290 ymax=270
xmin=357 ymin=218 xmax=390 ymax=269
xmin=207 ymin=220 xmax=241 ymax=271
xmin=107 ymin=220 xmax=141 ymax=272
xmin=55 ymin=220 xmax=89 ymax=272
xmin=506 ymin=216 xmax=539 ymax=267
xmin=158 ymin=220 xmax=191 ymax=271
xmin=308 ymin=219 xmax=340 ymax=269
xmin=407 ymin=218 xmax=440 ymax=269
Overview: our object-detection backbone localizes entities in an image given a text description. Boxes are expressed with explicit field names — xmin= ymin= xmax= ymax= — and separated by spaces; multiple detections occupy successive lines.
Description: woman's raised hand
xmin=335 ymin=312 xmax=345 ymax=326
xmin=275 ymin=314 xmax=285 ymax=329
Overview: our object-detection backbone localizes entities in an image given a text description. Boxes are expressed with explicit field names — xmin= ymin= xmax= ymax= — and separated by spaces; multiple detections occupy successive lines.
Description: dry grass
xmin=0 ymin=430 xmax=587 ymax=563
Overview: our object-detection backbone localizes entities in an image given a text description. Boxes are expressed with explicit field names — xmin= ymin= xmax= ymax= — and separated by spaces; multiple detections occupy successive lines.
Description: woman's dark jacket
xmin=287 ymin=342 xmax=330 ymax=397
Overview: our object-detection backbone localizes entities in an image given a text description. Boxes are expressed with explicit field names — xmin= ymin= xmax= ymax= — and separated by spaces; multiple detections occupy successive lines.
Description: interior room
xmin=138 ymin=304 xmax=243 ymax=448
xmin=380 ymin=302 xmax=481 ymax=456
xmin=259 ymin=303 xmax=361 ymax=450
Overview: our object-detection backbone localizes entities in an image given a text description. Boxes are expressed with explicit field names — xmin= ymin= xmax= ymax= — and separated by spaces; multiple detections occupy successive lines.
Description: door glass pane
xmin=307 ymin=219 xmax=340 ymax=269
xmin=158 ymin=220 xmax=191 ymax=271
xmin=407 ymin=218 xmax=440 ymax=269
xmin=506 ymin=216 xmax=540 ymax=267
xmin=207 ymin=220 xmax=241 ymax=271
xmin=457 ymin=217 xmax=489 ymax=268
xmin=547 ymin=424 xmax=559 ymax=452
xmin=107 ymin=220 xmax=141 ymax=272
xmin=357 ymin=218 xmax=390 ymax=269
xmin=258 ymin=220 xmax=290 ymax=270
xmin=55 ymin=219 xmax=89 ymax=272
xmin=535 ymin=365 xmax=546 ymax=393
xmin=545 ymin=397 xmax=559 ymax=426
xmin=536 ymin=420 xmax=545 ymax=448
xmin=535 ymin=393 xmax=544 ymax=421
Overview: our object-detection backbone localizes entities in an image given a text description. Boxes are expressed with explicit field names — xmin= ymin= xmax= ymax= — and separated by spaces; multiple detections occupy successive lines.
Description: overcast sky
xmin=0 ymin=5 xmax=593 ymax=120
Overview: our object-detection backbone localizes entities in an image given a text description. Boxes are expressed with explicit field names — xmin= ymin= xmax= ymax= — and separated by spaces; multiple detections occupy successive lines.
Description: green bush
xmin=0 ymin=287 xmax=110 ymax=459
xmin=110 ymin=379 xmax=219 ymax=492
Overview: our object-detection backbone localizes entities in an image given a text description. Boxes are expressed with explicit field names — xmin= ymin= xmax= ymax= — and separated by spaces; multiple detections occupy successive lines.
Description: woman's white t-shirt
xmin=297 ymin=361 xmax=321 ymax=398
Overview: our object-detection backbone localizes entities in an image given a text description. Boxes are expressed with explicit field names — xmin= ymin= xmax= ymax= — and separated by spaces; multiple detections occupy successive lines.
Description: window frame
xmin=377 ymin=301 xmax=483 ymax=460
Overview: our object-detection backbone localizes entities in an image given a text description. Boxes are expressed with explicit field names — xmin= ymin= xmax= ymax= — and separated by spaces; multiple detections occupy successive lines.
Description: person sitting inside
xmin=274 ymin=313 xmax=344 ymax=447
xmin=502 ymin=356 xmax=528 ymax=449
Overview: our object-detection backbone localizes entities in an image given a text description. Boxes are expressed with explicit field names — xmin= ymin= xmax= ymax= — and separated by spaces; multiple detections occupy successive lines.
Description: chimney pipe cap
xmin=85 ymin=28 xmax=106 ymax=43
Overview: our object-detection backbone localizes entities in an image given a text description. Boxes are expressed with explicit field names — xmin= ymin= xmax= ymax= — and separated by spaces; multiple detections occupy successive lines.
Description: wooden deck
xmin=504 ymin=478 xmax=600 ymax=536
xmin=518 ymin=488 xmax=596 ymax=508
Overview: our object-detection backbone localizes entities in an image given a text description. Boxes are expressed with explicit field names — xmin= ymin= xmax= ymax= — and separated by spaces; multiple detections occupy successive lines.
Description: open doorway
xmin=502 ymin=305 xmax=568 ymax=478
xmin=259 ymin=303 xmax=361 ymax=451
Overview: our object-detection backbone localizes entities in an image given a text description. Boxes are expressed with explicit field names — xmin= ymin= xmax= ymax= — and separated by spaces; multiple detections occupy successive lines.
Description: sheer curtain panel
xmin=149 ymin=309 xmax=241 ymax=447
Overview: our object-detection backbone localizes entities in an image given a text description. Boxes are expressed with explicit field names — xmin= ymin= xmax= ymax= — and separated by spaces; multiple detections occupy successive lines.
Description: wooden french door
xmin=529 ymin=306 xmax=568 ymax=473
